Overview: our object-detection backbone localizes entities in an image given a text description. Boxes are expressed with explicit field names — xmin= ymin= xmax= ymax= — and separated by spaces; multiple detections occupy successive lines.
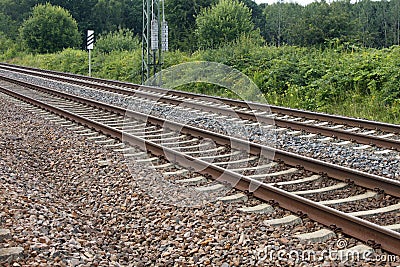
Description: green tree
xmin=165 ymin=0 xmax=216 ymax=51
xmin=92 ymin=0 xmax=124 ymax=33
xmin=48 ymin=0 xmax=98 ymax=34
xmin=390 ymin=0 xmax=400 ymax=45
xmin=120 ymin=0 xmax=143 ymax=36
xmin=0 ymin=0 xmax=40 ymax=39
xmin=288 ymin=1 xmax=354 ymax=46
xmin=195 ymin=0 xmax=256 ymax=49
xmin=353 ymin=0 xmax=380 ymax=47
xmin=240 ymin=0 xmax=268 ymax=39
xmin=0 ymin=0 xmax=37 ymax=24
xmin=20 ymin=3 xmax=81 ymax=53
xmin=96 ymin=29 xmax=140 ymax=53
xmin=263 ymin=2 xmax=303 ymax=45
xmin=0 ymin=12 xmax=18 ymax=39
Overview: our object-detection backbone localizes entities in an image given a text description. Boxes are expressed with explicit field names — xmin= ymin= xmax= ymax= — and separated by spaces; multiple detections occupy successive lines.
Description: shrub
xmin=95 ymin=29 xmax=140 ymax=53
xmin=20 ymin=3 xmax=80 ymax=53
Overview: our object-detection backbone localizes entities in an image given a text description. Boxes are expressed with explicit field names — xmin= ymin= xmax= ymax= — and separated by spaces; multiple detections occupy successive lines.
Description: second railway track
xmin=0 ymin=76 xmax=400 ymax=256
xmin=1 ymin=63 xmax=400 ymax=153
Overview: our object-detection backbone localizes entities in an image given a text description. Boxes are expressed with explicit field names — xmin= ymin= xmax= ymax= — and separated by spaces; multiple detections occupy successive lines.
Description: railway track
xmin=0 ymin=76 xmax=399 ymax=257
xmin=1 ymin=63 xmax=400 ymax=154
xmin=1 ymin=64 xmax=399 ymax=183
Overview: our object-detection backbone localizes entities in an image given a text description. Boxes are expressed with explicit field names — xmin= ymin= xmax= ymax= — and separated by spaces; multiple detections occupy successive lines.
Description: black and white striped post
xmin=87 ymin=30 xmax=94 ymax=76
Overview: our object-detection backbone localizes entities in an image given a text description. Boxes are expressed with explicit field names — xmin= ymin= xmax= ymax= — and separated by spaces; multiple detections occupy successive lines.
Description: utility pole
xmin=142 ymin=0 xmax=168 ymax=85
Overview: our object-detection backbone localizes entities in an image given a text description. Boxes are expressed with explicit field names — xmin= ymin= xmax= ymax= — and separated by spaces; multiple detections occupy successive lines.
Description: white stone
xmin=238 ymin=204 xmax=274 ymax=214
xmin=350 ymin=202 xmax=400 ymax=217
xmin=269 ymin=175 xmax=320 ymax=186
xmin=249 ymin=168 xmax=298 ymax=179
xmin=263 ymin=215 xmax=301 ymax=226
xmin=195 ymin=183 xmax=226 ymax=192
xmin=292 ymin=183 xmax=347 ymax=195
xmin=0 ymin=247 xmax=24 ymax=260
xmin=175 ymin=176 xmax=207 ymax=185
xmin=294 ymin=229 xmax=336 ymax=243
xmin=319 ymin=191 xmax=377 ymax=205
xmin=217 ymin=193 xmax=248 ymax=203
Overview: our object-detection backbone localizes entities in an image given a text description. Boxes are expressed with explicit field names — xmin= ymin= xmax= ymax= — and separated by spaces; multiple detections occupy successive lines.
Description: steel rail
xmin=2 ymin=76 xmax=400 ymax=198
xmin=1 ymin=66 xmax=399 ymax=151
xmin=1 ymin=83 xmax=400 ymax=255
xmin=144 ymin=87 xmax=400 ymax=135
xmin=2 ymin=63 xmax=400 ymax=134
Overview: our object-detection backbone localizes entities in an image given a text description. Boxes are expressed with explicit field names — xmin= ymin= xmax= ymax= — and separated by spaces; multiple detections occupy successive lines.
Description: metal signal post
xmin=87 ymin=30 xmax=94 ymax=77
xmin=142 ymin=0 xmax=168 ymax=85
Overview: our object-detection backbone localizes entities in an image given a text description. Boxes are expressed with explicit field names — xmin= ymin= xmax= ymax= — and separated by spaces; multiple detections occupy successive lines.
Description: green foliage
xmin=165 ymin=0 xmax=216 ymax=51
xmin=0 ymin=33 xmax=13 ymax=52
xmin=20 ymin=3 xmax=81 ymax=53
xmin=91 ymin=0 xmax=142 ymax=35
xmin=0 ymin=0 xmax=142 ymax=45
xmin=7 ymin=48 xmax=87 ymax=74
xmin=163 ymin=50 xmax=193 ymax=68
xmin=0 ymin=33 xmax=21 ymax=60
xmin=261 ymin=0 xmax=400 ymax=48
xmin=3 ymin=0 xmax=400 ymax=50
xmin=195 ymin=0 xmax=258 ymax=49
xmin=50 ymin=48 xmax=88 ymax=73
xmin=92 ymin=0 xmax=123 ymax=33
xmin=0 ymin=0 xmax=38 ymax=25
xmin=5 ymin=41 xmax=400 ymax=124
xmin=95 ymin=29 xmax=140 ymax=53
xmin=240 ymin=0 xmax=268 ymax=39
xmin=92 ymin=49 xmax=142 ymax=83
xmin=48 ymin=0 xmax=98 ymax=34
xmin=0 ymin=12 xmax=18 ymax=39
xmin=263 ymin=2 xmax=302 ymax=46
xmin=195 ymin=43 xmax=400 ymax=123
xmin=2 ymin=0 xmax=400 ymax=50
xmin=289 ymin=1 xmax=355 ymax=46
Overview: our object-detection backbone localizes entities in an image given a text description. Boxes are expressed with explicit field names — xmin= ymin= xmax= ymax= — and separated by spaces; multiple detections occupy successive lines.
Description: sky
xmin=254 ymin=0 xmax=317 ymax=6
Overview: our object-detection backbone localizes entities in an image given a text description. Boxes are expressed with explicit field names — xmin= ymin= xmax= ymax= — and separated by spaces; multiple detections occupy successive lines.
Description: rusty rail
xmin=1 ymin=82 xmax=400 ymax=255
xmin=1 ymin=76 xmax=400 ymax=197
xmin=1 ymin=63 xmax=399 ymax=151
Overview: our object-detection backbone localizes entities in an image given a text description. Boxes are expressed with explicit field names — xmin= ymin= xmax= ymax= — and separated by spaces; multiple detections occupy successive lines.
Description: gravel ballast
xmin=1 ymin=70 xmax=398 ymax=180
xmin=0 ymin=92 xmax=398 ymax=266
